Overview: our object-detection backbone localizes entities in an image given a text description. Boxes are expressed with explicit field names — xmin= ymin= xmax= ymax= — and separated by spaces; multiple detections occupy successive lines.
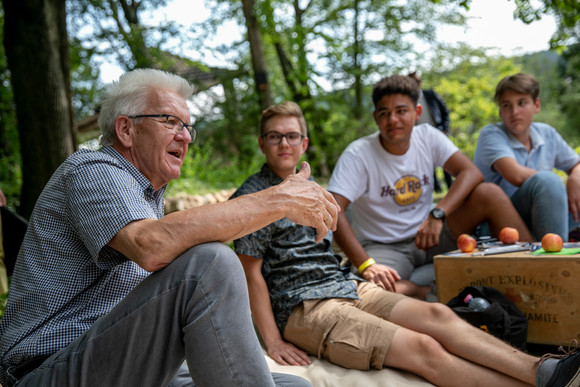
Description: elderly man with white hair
xmin=0 ymin=69 xmax=337 ymax=387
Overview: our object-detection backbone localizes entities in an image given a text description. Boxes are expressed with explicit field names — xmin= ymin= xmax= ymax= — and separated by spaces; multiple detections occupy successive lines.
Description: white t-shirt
xmin=328 ymin=124 xmax=459 ymax=244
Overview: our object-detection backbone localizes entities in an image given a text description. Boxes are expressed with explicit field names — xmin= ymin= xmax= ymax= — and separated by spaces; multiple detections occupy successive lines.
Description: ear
xmin=415 ymin=104 xmax=423 ymax=120
xmin=373 ymin=110 xmax=379 ymax=125
xmin=258 ymin=136 xmax=266 ymax=154
xmin=300 ymin=136 xmax=309 ymax=155
xmin=534 ymin=97 xmax=541 ymax=113
xmin=115 ymin=116 xmax=134 ymax=148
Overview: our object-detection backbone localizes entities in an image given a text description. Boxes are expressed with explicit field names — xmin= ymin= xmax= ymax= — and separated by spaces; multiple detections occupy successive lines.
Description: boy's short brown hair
xmin=494 ymin=73 xmax=540 ymax=104
xmin=259 ymin=101 xmax=308 ymax=136
xmin=372 ymin=75 xmax=420 ymax=108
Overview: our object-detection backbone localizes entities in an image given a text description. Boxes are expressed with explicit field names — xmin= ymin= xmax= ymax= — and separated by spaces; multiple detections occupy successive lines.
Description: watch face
xmin=431 ymin=208 xmax=445 ymax=219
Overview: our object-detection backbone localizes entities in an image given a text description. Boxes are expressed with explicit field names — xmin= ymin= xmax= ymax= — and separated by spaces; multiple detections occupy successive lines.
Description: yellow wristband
xmin=358 ymin=258 xmax=376 ymax=274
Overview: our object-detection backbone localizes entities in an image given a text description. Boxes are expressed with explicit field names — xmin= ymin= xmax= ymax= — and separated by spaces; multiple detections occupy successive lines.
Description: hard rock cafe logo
xmin=381 ymin=174 xmax=429 ymax=206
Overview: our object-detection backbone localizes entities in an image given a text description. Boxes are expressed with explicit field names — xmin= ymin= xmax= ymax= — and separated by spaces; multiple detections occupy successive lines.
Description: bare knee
xmin=471 ymin=182 xmax=510 ymax=206
xmin=417 ymin=335 xmax=453 ymax=383
xmin=424 ymin=302 xmax=460 ymax=324
xmin=387 ymin=330 xmax=452 ymax=383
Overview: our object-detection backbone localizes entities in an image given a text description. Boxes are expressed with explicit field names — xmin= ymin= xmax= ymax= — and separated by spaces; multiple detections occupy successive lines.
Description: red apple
xmin=457 ymin=233 xmax=477 ymax=253
xmin=541 ymin=233 xmax=563 ymax=252
xmin=499 ymin=227 xmax=519 ymax=244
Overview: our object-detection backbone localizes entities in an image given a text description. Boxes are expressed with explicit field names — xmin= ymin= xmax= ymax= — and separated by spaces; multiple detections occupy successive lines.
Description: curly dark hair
xmin=372 ymin=75 xmax=420 ymax=108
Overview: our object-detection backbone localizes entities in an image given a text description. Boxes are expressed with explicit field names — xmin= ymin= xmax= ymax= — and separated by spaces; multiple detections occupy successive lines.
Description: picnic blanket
xmin=264 ymin=350 xmax=434 ymax=387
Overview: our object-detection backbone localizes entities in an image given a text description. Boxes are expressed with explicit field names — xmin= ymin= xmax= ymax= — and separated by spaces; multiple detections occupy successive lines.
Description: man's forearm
xmin=111 ymin=165 xmax=339 ymax=271
xmin=108 ymin=189 xmax=292 ymax=272
xmin=333 ymin=211 xmax=369 ymax=270
xmin=437 ymin=168 xmax=483 ymax=217
xmin=246 ymin=273 xmax=285 ymax=350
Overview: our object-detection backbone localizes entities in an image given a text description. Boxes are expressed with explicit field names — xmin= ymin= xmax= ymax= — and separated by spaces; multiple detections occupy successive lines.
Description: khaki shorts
xmin=283 ymin=281 xmax=407 ymax=370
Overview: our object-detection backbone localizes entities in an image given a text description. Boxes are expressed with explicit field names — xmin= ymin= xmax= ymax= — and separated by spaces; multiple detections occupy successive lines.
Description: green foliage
xmin=1 ymin=0 xmax=579 ymax=208
xmin=421 ymin=47 xmax=522 ymax=139
xmin=423 ymin=46 xmax=580 ymax=160
xmin=67 ymin=0 xmax=176 ymax=71
xmin=0 ymin=289 xmax=7 ymax=320
xmin=0 ymin=11 xmax=21 ymax=210
xmin=299 ymin=87 xmax=376 ymax=178
xmin=69 ymin=38 xmax=103 ymax=121
xmin=449 ymin=131 xmax=479 ymax=161
xmin=198 ymin=0 xmax=471 ymax=178
xmin=513 ymin=0 xmax=580 ymax=48
xmin=165 ymin=137 xmax=264 ymax=195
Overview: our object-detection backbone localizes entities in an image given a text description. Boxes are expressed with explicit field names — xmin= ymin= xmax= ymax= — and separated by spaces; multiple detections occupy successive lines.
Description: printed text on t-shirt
xmin=380 ymin=174 xmax=430 ymax=206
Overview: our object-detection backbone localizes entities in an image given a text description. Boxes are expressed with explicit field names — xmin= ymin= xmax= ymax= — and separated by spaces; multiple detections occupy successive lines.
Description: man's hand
xmin=361 ymin=263 xmax=400 ymax=292
xmin=278 ymin=162 xmax=340 ymax=242
xmin=567 ymin=167 xmax=580 ymax=222
xmin=267 ymin=340 xmax=312 ymax=366
xmin=415 ymin=217 xmax=443 ymax=250
xmin=0 ymin=188 xmax=6 ymax=207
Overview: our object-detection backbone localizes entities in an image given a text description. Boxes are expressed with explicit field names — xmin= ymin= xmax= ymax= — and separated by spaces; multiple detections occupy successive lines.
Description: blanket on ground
xmin=264 ymin=350 xmax=435 ymax=387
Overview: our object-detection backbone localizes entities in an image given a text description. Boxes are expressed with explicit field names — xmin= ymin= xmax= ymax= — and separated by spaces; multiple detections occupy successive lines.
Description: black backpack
xmin=446 ymin=286 xmax=528 ymax=350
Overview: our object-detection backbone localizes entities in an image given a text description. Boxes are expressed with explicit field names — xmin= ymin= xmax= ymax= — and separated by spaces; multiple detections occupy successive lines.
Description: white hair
xmin=98 ymin=69 xmax=194 ymax=146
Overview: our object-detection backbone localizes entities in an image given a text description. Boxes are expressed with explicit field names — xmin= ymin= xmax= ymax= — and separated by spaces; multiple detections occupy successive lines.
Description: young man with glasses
xmin=0 ymin=70 xmax=329 ymax=387
xmin=232 ymin=100 xmax=580 ymax=387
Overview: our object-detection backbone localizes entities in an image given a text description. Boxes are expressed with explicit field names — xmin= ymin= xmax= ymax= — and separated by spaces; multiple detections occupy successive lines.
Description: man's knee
xmin=389 ymin=330 xmax=449 ymax=382
xmin=524 ymin=171 xmax=566 ymax=196
xmin=422 ymin=302 xmax=460 ymax=326
xmin=471 ymin=182 xmax=510 ymax=204
xmin=168 ymin=242 xmax=244 ymax=283
xmin=412 ymin=334 xmax=449 ymax=378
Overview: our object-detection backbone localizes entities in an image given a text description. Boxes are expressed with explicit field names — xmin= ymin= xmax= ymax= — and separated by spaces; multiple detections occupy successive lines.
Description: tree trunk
xmin=242 ymin=0 xmax=274 ymax=109
xmin=353 ymin=0 xmax=363 ymax=120
xmin=3 ymin=0 xmax=75 ymax=218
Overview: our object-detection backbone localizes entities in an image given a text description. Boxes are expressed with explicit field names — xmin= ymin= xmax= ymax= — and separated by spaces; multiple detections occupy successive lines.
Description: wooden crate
xmin=434 ymin=251 xmax=580 ymax=346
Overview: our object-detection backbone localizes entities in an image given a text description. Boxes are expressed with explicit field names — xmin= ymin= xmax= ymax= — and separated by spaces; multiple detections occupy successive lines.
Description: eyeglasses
xmin=128 ymin=114 xmax=197 ymax=143
xmin=261 ymin=131 xmax=304 ymax=145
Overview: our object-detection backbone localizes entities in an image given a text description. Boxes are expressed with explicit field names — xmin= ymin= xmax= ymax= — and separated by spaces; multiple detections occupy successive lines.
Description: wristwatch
xmin=430 ymin=207 xmax=445 ymax=221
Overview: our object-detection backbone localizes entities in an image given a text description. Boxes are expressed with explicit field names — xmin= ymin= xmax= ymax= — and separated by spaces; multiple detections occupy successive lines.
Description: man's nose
xmin=386 ymin=112 xmax=399 ymax=124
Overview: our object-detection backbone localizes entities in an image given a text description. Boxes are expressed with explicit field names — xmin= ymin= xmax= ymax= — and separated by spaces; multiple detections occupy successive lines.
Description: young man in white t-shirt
xmin=328 ymin=74 xmax=533 ymax=292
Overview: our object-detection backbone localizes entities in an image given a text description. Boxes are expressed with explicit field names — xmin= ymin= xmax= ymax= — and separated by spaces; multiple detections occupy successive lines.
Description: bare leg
xmin=447 ymin=182 xmax=533 ymax=242
xmin=396 ymin=280 xmax=431 ymax=300
xmin=387 ymin=298 xmax=538 ymax=385
xmin=385 ymin=328 xmax=532 ymax=386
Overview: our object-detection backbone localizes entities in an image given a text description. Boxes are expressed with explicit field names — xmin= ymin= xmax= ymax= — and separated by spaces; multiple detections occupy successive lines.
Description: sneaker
xmin=540 ymin=340 xmax=580 ymax=387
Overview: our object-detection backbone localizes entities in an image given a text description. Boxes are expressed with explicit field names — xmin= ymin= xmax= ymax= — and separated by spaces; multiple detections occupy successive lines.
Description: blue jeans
xmin=15 ymin=243 xmax=311 ymax=387
xmin=511 ymin=171 xmax=580 ymax=242
xmin=168 ymin=362 xmax=311 ymax=387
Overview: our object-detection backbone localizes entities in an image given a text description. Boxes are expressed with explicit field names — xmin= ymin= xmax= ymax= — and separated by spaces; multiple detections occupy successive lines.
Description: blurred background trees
xmin=0 ymin=0 xmax=579 ymax=217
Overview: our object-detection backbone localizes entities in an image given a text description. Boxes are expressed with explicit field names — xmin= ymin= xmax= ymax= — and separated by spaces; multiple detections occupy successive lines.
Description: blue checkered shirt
xmin=0 ymin=146 xmax=164 ymax=384
xmin=231 ymin=164 xmax=359 ymax=334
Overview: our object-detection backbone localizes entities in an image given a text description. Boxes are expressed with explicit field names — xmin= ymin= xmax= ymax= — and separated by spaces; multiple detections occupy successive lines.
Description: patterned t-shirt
xmin=232 ymin=164 xmax=359 ymax=334
xmin=0 ymin=146 xmax=164 ymax=385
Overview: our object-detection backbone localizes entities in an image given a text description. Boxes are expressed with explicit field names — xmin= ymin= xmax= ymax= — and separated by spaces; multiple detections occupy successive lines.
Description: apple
xmin=498 ymin=227 xmax=519 ymax=244
xmin=541 ymin=233 xmax=563 ymax=252
xmin=457 ymin=233 xmax=477 ymax=253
